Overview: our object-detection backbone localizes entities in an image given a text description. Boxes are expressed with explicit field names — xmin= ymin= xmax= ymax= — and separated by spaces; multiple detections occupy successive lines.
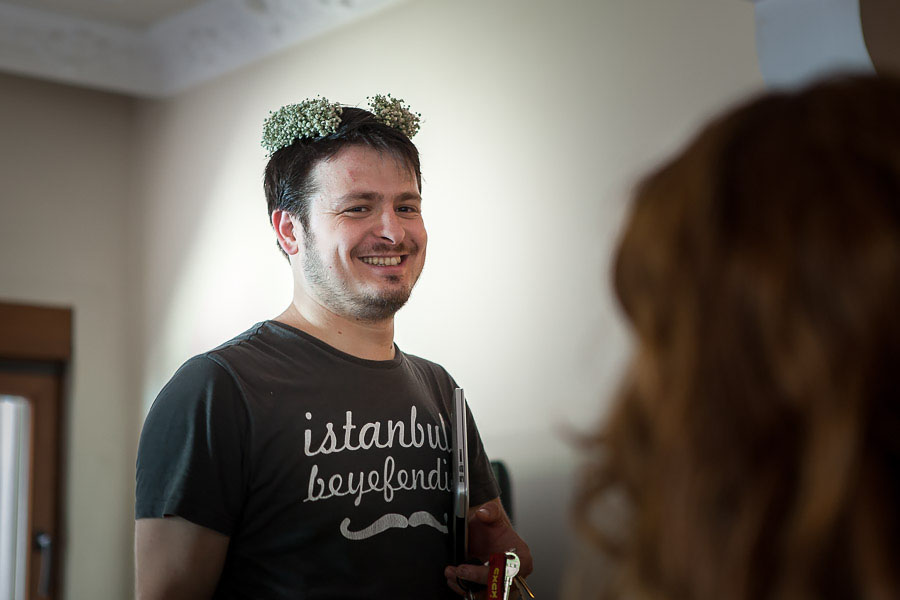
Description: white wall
xmin=0 ymin=1 xmax=763 ymax=597
xmin=133 ymin=0 xmax=763 ymax=595
xmin=0 ymin=74 xmax=135 ymax=599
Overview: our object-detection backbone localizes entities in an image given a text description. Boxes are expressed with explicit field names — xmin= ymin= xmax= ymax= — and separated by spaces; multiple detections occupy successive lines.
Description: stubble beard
xmin=301 ymin=228 xmax=420 ymax=322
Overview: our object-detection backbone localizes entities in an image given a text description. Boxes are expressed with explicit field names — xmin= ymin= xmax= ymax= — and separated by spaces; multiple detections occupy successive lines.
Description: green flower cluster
xmin=261 ymin=94 xmax=421 ymax=156
xmin=261 ymin=97 xmax=343 ymax=156
xmin=368 ymin=94 xmax=421 ymax=139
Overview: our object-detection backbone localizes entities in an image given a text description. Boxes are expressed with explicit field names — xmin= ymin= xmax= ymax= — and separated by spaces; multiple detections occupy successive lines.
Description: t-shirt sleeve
xmin=461 ymin=395 xmax=501 ymax=507
xmin=135 ymin=355 xmax=248 ymax=536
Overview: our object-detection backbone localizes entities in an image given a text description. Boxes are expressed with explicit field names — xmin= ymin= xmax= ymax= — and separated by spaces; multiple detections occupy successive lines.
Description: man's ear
xmin=272 ymin=210 xmax=302 ymax=256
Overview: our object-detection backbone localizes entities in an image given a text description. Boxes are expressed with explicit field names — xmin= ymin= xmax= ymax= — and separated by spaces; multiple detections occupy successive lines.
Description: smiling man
xmin=281 ymin=143 xmax=427 ymax=340
xmin=134 ymin=97 xmax=531 ymax=599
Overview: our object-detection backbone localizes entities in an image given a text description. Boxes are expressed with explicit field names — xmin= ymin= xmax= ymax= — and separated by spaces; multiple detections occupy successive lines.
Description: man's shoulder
xmin=161 ymin=321 xmax=289 ymax=392
xmin=147 ymin=353 xmax=246 ymax=427
xmin=400 ymin=349 xmax=444 ymax=370
xmin=400 ymin=349 xmax=457 ymax=387
xmin=201 ymin=320 xmax=311 ymax=369
xmin=205 ymin=321 xmax=272 ymax=357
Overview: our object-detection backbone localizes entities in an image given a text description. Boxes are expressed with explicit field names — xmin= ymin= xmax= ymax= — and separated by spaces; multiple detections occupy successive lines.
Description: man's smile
xmin=359 ymin=256 xmax=405 ymax=266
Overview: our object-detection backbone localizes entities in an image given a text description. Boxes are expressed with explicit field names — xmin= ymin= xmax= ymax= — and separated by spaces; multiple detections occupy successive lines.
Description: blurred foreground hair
xmin=575 ymin=75 xmax=900 ymax=600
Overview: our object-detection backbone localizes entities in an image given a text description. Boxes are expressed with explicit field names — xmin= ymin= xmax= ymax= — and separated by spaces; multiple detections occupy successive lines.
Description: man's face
xmin=297 ymin=145 xmax=427 ymax=322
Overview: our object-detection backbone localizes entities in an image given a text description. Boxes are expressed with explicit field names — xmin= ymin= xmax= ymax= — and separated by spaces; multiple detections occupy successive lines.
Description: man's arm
xmin=135 ymin=516 xmax=230 ymax=600
xmin=444 ymin=497 xmax=534 ymax=595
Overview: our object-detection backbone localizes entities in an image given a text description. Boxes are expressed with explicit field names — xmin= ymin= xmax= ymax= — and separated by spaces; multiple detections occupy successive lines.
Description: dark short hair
xmin=263 ymin=106 xmax=422 ymax=256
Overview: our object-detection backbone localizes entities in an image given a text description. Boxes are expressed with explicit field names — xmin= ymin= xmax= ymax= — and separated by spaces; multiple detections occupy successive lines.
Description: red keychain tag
xmin=486 ymin=552 xmax=508 ymax=599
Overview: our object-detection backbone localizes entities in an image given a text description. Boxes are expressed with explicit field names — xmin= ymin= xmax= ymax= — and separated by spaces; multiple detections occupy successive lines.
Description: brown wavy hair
xmin=575 ymin=75 xmax=900 ymax=600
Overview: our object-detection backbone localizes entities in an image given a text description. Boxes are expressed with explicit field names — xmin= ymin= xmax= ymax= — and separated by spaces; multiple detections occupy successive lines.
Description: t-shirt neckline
xmin=263 ymin=320 xmax=404 ymax=370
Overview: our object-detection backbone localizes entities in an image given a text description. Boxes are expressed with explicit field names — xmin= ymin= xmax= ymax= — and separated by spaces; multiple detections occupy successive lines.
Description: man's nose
xmin=375 ymin=209 xmax=405 ymax=244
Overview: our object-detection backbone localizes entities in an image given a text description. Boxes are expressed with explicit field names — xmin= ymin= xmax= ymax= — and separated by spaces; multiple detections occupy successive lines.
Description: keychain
xmin=484 ymin=551 xmax=534 ymax=600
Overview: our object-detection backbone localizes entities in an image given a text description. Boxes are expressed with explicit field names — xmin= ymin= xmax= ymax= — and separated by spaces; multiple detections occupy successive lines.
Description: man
xmin=135 ymin=96 xmax=532 ymax=599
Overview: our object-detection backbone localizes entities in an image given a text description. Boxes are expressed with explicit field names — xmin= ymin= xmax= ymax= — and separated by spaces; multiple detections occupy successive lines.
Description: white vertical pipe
xmin=753 ymin=0 xmax=875 ymax=88
xmin=0 ymin=396 xmax=31 ymax=600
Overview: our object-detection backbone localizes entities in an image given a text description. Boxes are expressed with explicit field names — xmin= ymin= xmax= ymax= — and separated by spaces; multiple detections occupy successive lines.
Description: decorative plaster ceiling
xmin=0 ymin=0 xmax=209 ymax=28
xmin=0 ymin=0 xmax=407 ymax=98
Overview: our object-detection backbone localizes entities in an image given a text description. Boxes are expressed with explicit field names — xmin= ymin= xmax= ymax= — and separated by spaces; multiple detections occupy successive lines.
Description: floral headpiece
xmin=366 ymin=93 xmax=421 ymax=139
xmin=261 ymin=94 xmax=421 ymax=156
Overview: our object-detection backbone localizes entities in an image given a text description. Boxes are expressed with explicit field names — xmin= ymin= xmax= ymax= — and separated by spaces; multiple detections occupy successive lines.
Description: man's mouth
xmin=360 ymin=256 xmax=403 ymax=266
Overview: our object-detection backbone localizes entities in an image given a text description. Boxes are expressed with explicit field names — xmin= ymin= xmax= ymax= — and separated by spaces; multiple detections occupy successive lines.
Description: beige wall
xmin=0 ymin=74 xmax=135 ymax=598
xmin=133 ymin=0 xmax=762 ymax=595
xmin=0 ymin=0 xmax=762 ymax=597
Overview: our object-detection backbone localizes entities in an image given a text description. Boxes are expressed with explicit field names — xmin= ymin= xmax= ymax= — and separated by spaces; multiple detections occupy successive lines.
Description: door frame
xmin=0 ymin=301 xmax=71 ymax=600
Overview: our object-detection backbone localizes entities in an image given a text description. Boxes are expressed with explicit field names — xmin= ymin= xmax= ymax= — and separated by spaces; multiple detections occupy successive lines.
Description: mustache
xmin=356 ymin=242 xmax=419 ymax=256
xmin=339 ymin=511 xmax=448 ymax=540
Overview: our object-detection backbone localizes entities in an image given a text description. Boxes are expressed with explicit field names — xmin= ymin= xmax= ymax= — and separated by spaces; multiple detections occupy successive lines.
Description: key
xmin=503 ymin=552 xmax=521 ymax=600
xmin=514 ymin=574 xmax=535 ymax=599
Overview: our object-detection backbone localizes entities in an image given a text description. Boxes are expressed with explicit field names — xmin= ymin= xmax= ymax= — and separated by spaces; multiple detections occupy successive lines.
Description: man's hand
xmin=444 ymin=498 xmax=533 ymax=596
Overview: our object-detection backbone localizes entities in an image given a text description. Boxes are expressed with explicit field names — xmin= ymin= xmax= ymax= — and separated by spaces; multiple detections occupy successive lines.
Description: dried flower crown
xmin=366 ymin=93 xmax=421 ymax=139
xmin=261 ymin=94 xmax=421 ymax=156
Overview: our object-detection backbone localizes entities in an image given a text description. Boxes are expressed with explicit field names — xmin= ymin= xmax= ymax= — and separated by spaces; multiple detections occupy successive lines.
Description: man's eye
xmin=345 ymin=206 xmax=369 ymax=213
xmin=397 ymin=206 xmax=420 ymax=214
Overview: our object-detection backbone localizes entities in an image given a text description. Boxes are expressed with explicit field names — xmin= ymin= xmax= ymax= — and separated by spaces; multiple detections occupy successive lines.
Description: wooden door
xmin=0 ymin=302 xmax=70 ymax=600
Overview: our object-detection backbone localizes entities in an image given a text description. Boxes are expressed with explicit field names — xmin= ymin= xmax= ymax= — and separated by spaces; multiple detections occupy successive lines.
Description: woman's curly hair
xmin=575 ymin=75 xmax=900 ymax=600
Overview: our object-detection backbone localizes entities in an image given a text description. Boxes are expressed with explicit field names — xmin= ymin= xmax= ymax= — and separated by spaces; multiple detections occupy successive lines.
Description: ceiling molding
xmin=0 ymin=0 xmax=406 ymax=98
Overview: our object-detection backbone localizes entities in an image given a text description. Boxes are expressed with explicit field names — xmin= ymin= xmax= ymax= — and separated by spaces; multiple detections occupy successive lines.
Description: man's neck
xmin=274 ymin=298 xmax=396 ymax=361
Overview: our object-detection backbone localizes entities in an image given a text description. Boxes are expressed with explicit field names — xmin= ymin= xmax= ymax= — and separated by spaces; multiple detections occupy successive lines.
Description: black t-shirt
xmin=135 ymin=321 xmax=499 ymax=599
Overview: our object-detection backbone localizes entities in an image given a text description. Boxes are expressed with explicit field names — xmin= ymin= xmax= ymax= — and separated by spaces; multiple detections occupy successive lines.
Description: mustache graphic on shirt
xmin=340 ymin=511 xmax=448 ymax=540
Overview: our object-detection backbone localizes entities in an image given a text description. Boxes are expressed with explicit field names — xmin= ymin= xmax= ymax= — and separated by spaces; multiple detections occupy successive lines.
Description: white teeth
xmin=361 ymin=256 xmax=401 ymax=266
